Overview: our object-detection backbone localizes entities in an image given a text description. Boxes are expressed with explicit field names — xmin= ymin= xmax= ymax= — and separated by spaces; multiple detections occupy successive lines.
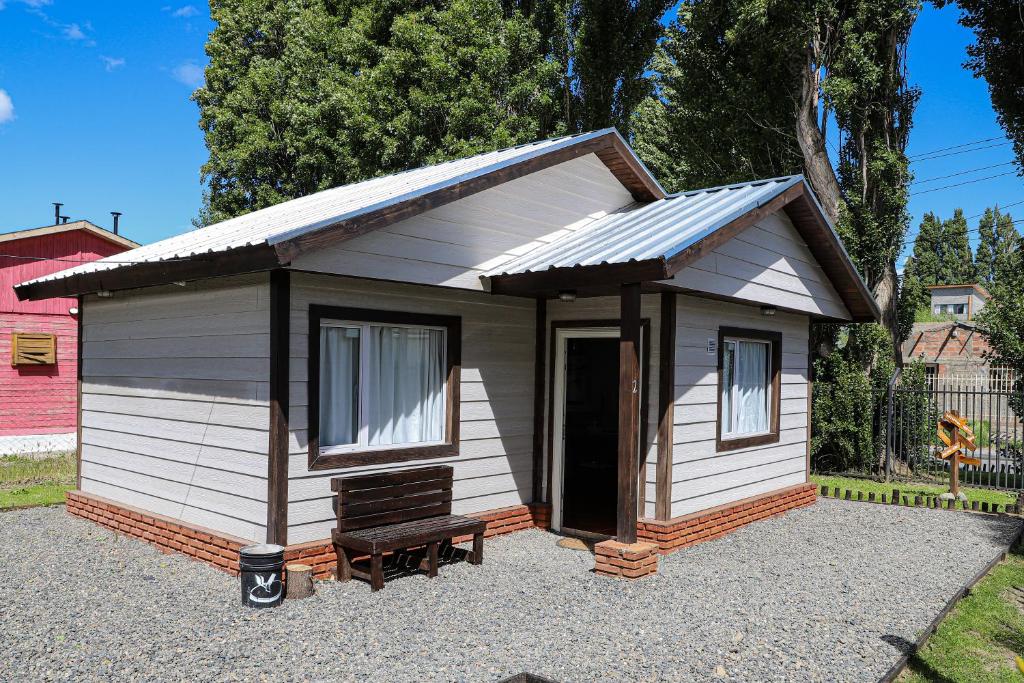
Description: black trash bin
xmin=239 ymin=543 xmax=285 ymax=609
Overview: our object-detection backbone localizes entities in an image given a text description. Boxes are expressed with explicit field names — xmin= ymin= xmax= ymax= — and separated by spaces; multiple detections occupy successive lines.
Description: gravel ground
xmin=1 ymin=499 xmax=1020 ymax=683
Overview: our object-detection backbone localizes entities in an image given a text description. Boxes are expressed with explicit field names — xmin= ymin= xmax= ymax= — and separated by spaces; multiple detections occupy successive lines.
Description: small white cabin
xmin=16 ymin=129 xmax=878 ymax=573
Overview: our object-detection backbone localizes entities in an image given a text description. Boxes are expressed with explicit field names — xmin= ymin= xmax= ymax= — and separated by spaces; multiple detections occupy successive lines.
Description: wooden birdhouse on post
xmin=937 ymin=410 xmax=981 ymax=498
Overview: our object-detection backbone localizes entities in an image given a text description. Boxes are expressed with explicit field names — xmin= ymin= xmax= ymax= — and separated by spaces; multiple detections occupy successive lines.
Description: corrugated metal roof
xmin=19 ymin=129 xmax=640 ymax=288
xmin=488 ymin=175 xmax=805 ymax=276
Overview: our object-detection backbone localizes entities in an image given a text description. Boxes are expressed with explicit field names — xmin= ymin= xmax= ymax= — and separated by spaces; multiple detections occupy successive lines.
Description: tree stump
xmin=285 ymin=563 xmax=315 ymax=600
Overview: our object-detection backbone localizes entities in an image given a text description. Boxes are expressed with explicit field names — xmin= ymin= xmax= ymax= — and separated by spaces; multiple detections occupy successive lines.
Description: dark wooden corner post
xmin=267 ymin=270 xmax=291 ymax=545
xmin=617 ymin=283 xmax=642 ymax=543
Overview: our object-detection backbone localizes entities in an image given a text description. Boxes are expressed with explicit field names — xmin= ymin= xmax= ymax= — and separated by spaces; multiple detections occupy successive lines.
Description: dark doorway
xmin=561 ymin=336 xmax=619 ymax=537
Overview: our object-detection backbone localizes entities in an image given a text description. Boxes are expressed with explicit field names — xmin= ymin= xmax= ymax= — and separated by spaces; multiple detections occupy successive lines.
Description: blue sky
xmin=0 ymin=1 xmax=213 ymax=243
xmin=0 ymin=1 xmax=1020 ymax=269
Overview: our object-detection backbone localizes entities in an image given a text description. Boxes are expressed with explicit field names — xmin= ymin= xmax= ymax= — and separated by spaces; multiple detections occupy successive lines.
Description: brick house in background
xmin=902 ymin=283 xmax=1010 ymax=390
xmin=1 ymin=221 xmax=137 ymax=455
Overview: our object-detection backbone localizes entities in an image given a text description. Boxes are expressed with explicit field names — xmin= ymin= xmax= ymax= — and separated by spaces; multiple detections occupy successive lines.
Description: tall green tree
xmin=974 ymin=206 xmax=1019 ymax=284
xmin=944 ymin=0 xmax=1024 ymax=175
xmin=937 ymin=208 xmax=975 ymax=284
xmin=632 ymin=0 xmax=920 ymax=362
xmin=977 ymin=234 xmax=1024 ymax=416
xmin=195 ymin=0 xmax=563 ymax=224
xmin=564 ymin=0 xmax=675 ymax=135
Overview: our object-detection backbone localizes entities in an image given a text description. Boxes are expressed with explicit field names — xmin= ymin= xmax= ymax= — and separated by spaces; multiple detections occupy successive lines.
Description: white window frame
xmin=318 ymin=318 xmax=448 ymax=456
xmin=720 ymin=336 xmax=773 ymax=440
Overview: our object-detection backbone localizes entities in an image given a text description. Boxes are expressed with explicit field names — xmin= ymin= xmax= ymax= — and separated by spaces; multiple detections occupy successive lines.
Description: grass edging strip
xmin=876 ymin=520 xmax=1024 ymax=683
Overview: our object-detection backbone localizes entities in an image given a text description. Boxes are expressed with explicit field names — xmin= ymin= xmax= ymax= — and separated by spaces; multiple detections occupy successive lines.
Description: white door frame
xmin=550 ymin=326 xmax=629 ymax=533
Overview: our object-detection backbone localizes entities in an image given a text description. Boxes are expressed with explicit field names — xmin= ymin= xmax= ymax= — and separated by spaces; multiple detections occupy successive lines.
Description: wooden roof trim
xmin=271 ymin=131 xmax=665 ymax=263
xmin=0 ymin=221 xmax=140 ymax=250
xmin=15 ymin=244 xmax=280 ymax=301
xmin=927 ymin=283 xmax=992 ymax=299
xmin=488 ymin=258 xmax=669 ymax=297
xmin=780 ymin=189 xmax=880 ymax=322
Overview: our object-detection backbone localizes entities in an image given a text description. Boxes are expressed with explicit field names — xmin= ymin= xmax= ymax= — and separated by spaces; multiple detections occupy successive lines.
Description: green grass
xmin=900 ymin=546 xmax=1024 ymax=682
xmin=810 ymin=474 xmax=1016 ymax=507
xmin=0 ymin=451 xmax=75 ymax=510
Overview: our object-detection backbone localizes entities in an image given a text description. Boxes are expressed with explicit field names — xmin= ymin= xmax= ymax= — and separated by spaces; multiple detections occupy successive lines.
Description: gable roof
xmin=15 ymin=129 xmax=662 ymax=301
xmin=488 ymin=176 xmax=880 ymax=322
xmin=0 ymin=220 xmax=139 ymax=250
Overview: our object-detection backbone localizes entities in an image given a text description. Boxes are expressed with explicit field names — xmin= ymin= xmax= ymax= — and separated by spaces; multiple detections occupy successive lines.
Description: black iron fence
xmin=814 ymin=371 xmax=1024 ymax=491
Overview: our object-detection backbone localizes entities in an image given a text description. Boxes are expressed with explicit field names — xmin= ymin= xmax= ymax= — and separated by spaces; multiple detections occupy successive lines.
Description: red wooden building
xmin=1 ymin=221 xmax=137 ymax=455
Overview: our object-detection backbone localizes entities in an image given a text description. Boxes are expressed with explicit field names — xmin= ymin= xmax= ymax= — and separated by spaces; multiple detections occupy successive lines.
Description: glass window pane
xmin=366 ymin=326 xmax=446 ymax=446
xmin=722 ymin=341 xmax=735 ymax=434
xmin=319 ymin=326 xmax=360 ymax=447
xmin=734 ymin=341 xmax=769 ymax=434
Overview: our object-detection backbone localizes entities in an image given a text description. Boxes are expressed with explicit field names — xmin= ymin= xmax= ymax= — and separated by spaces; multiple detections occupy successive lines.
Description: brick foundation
xmin=637 ymin=483 xmax=817 ymax=554
xmin=66 ymin=491 xmax=552 ymax=580
xmin=65 ymin=491 xmax=250 ymax=575
xmin=594 ymin=540 xmax=659 ymax=579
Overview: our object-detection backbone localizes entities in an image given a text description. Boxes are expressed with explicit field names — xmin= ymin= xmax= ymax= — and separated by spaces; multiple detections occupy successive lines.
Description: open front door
xmin=551 ymin=322 xmax=645 ymax=540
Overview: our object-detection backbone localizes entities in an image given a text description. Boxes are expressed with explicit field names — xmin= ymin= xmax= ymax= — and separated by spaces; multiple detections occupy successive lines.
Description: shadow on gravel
xmin=881 ymin=633 xmax=955 ymax=683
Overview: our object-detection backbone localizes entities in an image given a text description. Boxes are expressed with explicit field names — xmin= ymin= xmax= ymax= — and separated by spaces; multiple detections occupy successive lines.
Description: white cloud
xmin=100 ymin=55 xmax=125 ymax=72
xmin=63 ymin=22 xmax=85 ymax=40
xmin=171 ymin=61 xmax=204 ymax=87
xmin=0 ymin=89 xmax=14 ymax=125
xmin=172 ymin=5 xmax=198 ymax=18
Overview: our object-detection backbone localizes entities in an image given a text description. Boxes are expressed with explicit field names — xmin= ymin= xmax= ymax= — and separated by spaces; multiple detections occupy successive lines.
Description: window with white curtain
xmin=721 ymin=337 xmax=771 ymax=438
xmin=319 ymin=320 xmax=447 ymax=453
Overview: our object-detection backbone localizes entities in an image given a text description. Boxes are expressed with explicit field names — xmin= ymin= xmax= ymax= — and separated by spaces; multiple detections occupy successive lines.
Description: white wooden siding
xmin=79 ymin=275 xmax=270 ymax=542
xmin=545 ymin=295 xmax=662 ymax=519
xmin=288 ymin=155 xmax=635 ymax=290
xmin=661 ymin=211 xmax=851 ymax=320
xmin=287 ymin=272 xmax=537 ymax=544
xmin=670 ymin=295 xmax=809 ymax=517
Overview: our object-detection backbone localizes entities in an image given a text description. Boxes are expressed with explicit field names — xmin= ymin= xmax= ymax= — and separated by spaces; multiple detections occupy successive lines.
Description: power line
xmin=910 ymin=141 xmax=1013 ymax=163
xmin=908 ymin=171 xmax=1017 ymax=196
xmin=911 ymin=161 xmax=1017 ymax=185
xmin=908 ymin=136 xmax=1006 ymax=160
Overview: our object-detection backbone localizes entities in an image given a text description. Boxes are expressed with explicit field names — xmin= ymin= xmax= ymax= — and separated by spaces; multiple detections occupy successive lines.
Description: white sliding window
xmin=319 ymin=321 xmax=446 ymax=453
xmin=721 ymin=337 xmax=771 ymax=438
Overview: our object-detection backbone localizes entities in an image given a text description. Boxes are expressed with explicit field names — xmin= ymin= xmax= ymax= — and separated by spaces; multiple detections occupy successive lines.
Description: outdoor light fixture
xmin=760 ymin=305 xmax=776 ymax=317
xmin=558 ymin=290 xmax=577 ymax=302
xmin=68 ymin=306 xmax=78 ymax=316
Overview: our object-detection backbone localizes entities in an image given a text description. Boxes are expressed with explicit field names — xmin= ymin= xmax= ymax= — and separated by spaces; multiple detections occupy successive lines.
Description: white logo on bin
xmin=248 ymin=573 xmax=282 ymax=604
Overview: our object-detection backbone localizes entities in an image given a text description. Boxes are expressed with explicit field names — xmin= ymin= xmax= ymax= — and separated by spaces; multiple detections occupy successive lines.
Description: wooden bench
xmin=331 ymin=465 xmax=486 ymax=591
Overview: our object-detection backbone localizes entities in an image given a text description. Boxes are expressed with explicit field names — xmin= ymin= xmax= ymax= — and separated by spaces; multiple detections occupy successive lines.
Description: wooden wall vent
xmin=11 ymin=333 xmax=57 ymax=366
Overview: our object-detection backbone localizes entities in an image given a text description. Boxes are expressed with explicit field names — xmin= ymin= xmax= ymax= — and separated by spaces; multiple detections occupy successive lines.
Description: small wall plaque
xmin=707 ymin=338 xmax=717 ymax=355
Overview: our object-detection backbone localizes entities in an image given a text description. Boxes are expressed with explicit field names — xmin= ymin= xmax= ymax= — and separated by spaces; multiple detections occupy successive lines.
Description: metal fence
xmin=859 ymin=374 xmax=1024 ymax=490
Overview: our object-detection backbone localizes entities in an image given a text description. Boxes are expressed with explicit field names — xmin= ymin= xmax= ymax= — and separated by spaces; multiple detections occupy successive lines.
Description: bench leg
xmin=427 ymin=542 xmax=439 ymax=578
xmin=335 ymin=545 xmax=352 ymax=583
xmin=370 ymin=553 xmax=384 ymax=592
xmin=471 ymin=532 xmax=483 ymax=565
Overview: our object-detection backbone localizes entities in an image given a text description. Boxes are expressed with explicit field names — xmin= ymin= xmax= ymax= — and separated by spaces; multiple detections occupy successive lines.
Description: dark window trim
xmin=716 ymin=326 xmax=782 ymax=452
xmin=307 ymin=304 xmax=461 ymax=471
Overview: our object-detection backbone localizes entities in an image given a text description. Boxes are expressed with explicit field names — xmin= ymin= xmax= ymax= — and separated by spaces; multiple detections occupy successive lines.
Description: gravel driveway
xmin=1 ymin=498 xmax=1020 ymax=682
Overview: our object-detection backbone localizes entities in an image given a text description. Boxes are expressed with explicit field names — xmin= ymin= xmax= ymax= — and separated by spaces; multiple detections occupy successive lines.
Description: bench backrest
xmin=331 ymin=465 xmax=454 ymax=532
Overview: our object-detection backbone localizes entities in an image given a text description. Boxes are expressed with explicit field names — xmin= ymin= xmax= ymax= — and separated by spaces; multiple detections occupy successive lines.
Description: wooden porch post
xmin=617 ymin=283 xmax=641 ymax=543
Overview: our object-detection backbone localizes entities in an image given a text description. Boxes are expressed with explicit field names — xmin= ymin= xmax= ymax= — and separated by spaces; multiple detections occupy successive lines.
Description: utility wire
xmin=909 ymin=171 xmax=1017 ymax=196
xmin=911 ymin=161 xmax=1017 ymax=185
xmin=911 ymin=141 xmax=1012 ymax=163
xmin=908 ymin=136 xmax=1006 ymax=159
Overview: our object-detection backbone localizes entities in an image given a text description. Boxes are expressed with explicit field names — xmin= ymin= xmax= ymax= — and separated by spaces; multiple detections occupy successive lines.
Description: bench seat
xmin=332 ymin=514 xmax=485 ymax=554
xmin=331 ymin=465 xmax=487 ymax=590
